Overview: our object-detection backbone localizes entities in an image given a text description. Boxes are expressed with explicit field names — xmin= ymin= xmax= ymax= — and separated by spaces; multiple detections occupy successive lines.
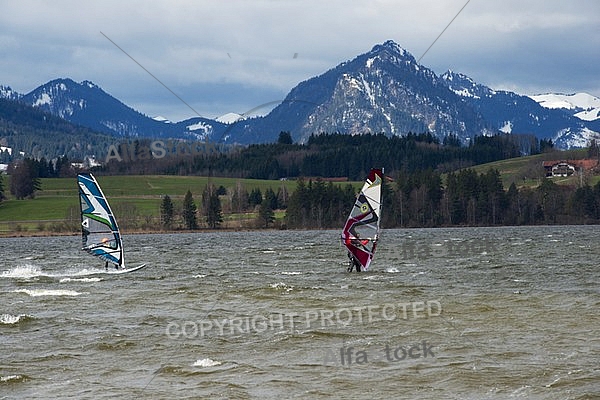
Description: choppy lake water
xmin=1 ymin=226 xmax=599 ymax=399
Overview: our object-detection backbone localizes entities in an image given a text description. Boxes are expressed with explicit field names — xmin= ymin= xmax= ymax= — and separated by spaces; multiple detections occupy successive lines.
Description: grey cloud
xmin=1 ymin=0 xmax=598 ymax=121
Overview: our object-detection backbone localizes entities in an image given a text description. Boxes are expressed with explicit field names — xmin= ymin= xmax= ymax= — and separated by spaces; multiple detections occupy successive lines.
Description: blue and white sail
xmin=78 ymin=173 xmax=124 ymax=269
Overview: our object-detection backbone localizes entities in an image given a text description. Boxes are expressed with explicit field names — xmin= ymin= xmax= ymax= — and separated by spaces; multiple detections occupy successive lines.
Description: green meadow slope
xmin=0 ymin=175 xmax=355 ymax=234
xmin=468 ymin=149 xmax=600 ymax=188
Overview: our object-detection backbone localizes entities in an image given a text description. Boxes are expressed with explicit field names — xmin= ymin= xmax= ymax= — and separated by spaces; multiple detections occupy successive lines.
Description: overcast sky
xmin=1 ymin=0 xmax=598 ymax=122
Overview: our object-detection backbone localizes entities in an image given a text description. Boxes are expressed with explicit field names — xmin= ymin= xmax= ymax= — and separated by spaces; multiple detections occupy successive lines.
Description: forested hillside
xmin=97 ymin=132 xmax=552 ymax=180
xmin=0 ymin=98 xmax=114 ymax=162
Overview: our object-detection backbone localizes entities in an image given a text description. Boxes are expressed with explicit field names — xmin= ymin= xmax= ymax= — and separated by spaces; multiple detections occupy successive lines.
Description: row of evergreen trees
xmin=159 ymin=187 xmax=225 ymax=230
xmin=284 ymin=169 xmax=600 ymax=229
xmin=157 ymin=184 xmax=281 ymax=230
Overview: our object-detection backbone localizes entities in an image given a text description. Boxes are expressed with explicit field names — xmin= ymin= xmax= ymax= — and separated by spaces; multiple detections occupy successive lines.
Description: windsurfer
xmin=344 ymin=236 xmax=363 ymax=272
xmin=347 ymin=251 xmax=362 ymax=272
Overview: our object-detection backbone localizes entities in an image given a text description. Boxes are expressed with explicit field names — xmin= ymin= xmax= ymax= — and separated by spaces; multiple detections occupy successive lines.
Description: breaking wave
xmin=12 ymin=289 xmax=82 ymax=297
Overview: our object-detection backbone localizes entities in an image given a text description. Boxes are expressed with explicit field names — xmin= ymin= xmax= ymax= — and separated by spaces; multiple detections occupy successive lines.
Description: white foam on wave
xmin=269 ymin=282 xmax=293 ymax=291
xmin=386 ymin=267 xmax=400 ymax=273
xmin=0 ymin=313 xmax=30 ymax=324
xmin=280 ymin=271 xmax=302 ymax=275
xmin=59 ymin=277 xmax=102 ymax=283
xmin=1 ymin=264 xmax=104 ymax=279
xmin=193 ymin=358 xmax=222 ymax=367
xmin=1 ymin=264 xmax=45 ymax=279
xmin=13 ymin=289 xmax=82 ymax=297
xmin=0 ymin=374 xmax=24 ymax=383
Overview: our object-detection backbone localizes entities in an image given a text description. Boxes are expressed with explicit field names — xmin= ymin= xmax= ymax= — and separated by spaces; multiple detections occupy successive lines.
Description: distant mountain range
xmin=440 ymin=71 xmax=600 ymax=148
xmin=1 ymin=40 xmax=599 ymax=155
xmin=1 ymin=79 xmax=227 ymax=142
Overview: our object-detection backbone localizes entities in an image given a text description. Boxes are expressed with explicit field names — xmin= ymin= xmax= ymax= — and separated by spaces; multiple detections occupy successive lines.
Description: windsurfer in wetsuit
xmin=344 ymin=235 xmax=363 ymax=273
xmin=347 ymin=251 xmax=361 ymax=272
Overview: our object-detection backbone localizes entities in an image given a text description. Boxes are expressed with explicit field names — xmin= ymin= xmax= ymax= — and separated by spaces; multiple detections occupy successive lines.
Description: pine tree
xmin=258 ymin=199 xmax=275 ymax=228
xmin=277 ymin=131 xmax=293 ymax=145
xmin=264 ymin=187 xmax=278 ymax=210
xmin=8 ymin=158 xmax=41 ymax=200
xmin=202 ymin=184 xmax=223 ymax=229
xmin=160 ymin=194 xmax=174 ymax=229
xmin=285 ymin=178 xmax=308 ymax=228
xmin=248 ymin=188 xmax=262 ymax=207
xmin=231 ymin=181 xmax=249 ymax=213
xmin=182 ymin=190 xmax=198 ymax=230
xmin=0 ymin=172 xmax=5 ymax=202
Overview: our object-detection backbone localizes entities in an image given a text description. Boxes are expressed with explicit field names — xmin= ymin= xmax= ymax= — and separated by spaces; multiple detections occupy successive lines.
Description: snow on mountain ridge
xmin=153 ymin=115 xmax=172 ymax=123
xmin=216 ymin=112 xmax=244 ymax=124
xmin=440 ymin=70 xmax=492 ymax=99
xmin=33 ymin=93 xmax=52 ymax=107
xmin=0 ymin=85 xmax=21 ymax=100
xmin=553 ymin=127 xmax=598 ymax=149
xmin=370 ymin=40 xmax=409 ymax=58
xmin=530 ymin=93 xmax=600 ymax=121
xmin=530 ymin=93 xmax=600 ymax=110
xmin=576 ymin=109 xmax=600 ymax=121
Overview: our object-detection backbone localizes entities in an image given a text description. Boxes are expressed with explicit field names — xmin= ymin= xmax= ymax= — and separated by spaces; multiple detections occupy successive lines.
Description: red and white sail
xmin=341 ymin=168 xmax=383 ymax=271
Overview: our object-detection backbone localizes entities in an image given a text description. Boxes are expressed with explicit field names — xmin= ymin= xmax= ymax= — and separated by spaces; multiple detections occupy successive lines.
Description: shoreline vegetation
xmin=5 ymin=134 xmax=600 ymax=237
xmin=5 ymin=148 xmax=600 ymax=238
xmin=0 ymin=211 xmax=292 ymax=238
xmin=0 ymin=212 xmax=294 ymax=238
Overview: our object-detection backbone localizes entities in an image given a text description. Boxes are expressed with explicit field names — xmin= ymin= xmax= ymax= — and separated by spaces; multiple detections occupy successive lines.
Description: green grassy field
xmin=0 ymin=174 xmax=357 ymax=234
xmin=27 ymin=175 xmax=303 ymax=198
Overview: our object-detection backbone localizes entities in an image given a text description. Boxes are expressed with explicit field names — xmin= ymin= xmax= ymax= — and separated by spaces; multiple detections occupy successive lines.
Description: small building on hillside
xmin=71 ymin=156 xmax=102 ymax=170
xmin=543 ymin=159 xmax=599 ymax=177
